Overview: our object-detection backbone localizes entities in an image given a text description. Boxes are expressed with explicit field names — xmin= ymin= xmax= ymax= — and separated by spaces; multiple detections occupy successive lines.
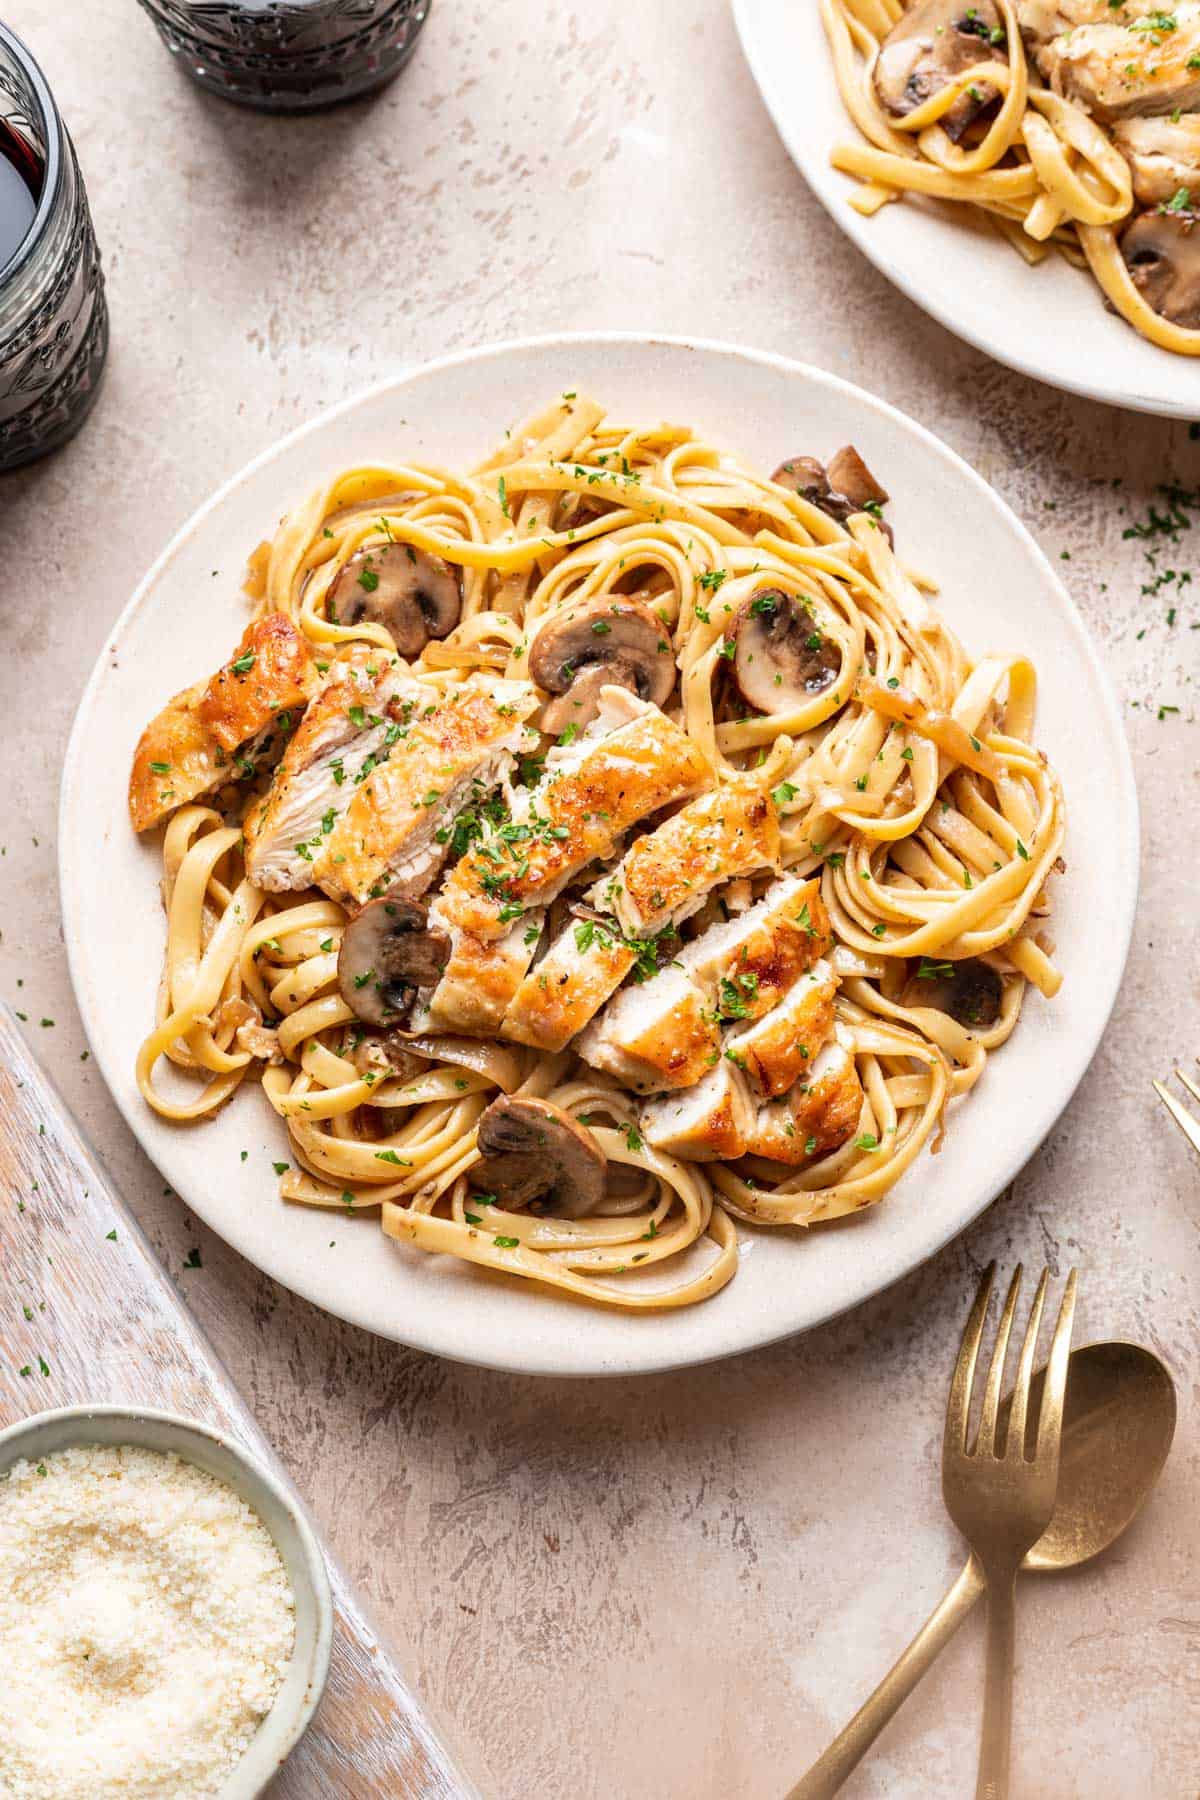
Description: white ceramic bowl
xmin=0 ymin=1405 xmax=333 ymax=1799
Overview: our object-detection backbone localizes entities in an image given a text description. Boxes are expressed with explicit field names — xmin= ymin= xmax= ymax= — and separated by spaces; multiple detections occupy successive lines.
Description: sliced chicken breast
xmin=640 ymin=1060 xmax=755 ymax=1162
xmin=1113 ymin=111 xmax=1200 ymax=201
xmin=436 ymin=686 xmax=711 ymax=941
xmin=129 ymin=615 xmax=316 ymax=832
xmin=723 ymin=960 xmax=839 ymax=1101
xmin=244 ymin=650 xmax=429 ymax=892
xmin=1018 ymin=0 xmax=1164 ymax=47
xmin=590 ymin=783 xmax=780 ymax=938
xmin=318 ymin=677 xmax=540 ymax=908
xmin=418 ymin=910 xmax=545 ymax=1035
xmin=742 ymin=1042 xmax=865 ymax=1166
xmin=1038 ymin=7 xmax=1200 ymax=120
xmin=576 ymin=874 xmax=833 ymax=1095
xmin=501 ymin=918 xmax=637 ymax=1053
xmin=574 ymin=964 xmax=723 ymax=1094
xmin=680 ymin=875 xmax=833 ymax=1019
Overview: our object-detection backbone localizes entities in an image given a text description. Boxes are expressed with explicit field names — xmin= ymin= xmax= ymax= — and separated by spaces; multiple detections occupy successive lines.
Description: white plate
xmin=734 ymin=0 xmax=1198 ymax=419
xmin=61 ymin=334 xmax=1138 ymax=1377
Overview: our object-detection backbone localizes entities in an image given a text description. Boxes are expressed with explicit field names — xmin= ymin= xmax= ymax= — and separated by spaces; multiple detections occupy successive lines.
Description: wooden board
xmin=0 ymin=1006 xmax=478 ymax=1799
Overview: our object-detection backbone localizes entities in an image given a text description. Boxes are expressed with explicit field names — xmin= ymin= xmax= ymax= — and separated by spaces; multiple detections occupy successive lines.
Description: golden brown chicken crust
xmin=615 ymin=786 xmax=779 ymax=933
xmin=196 ymin=614 xmax=316 ymax=754
xmin=719 ymin=879 xmax=832 ymax=1021
xmin=440 ymin=709 xmax=710 ymax=940
xmin=501 ymin=930 xmax=636 ymax=1052
xmin=129 ymin=615 xmax=315 ymax=833
xmin=746 ymin=1052 xmax=864 ymax=1166
xmin=793 ymin=1054 xmax=864 ymax=1158
xmin=611 ymin=979 xmax=722 ymax=1093
xmin=321 ymin=683 xmax=538 ymax=906
xmin=730 ymin=976 xmax=837 ymax=1099
xmin=428 ymin=926 xmax=539 ymax=1035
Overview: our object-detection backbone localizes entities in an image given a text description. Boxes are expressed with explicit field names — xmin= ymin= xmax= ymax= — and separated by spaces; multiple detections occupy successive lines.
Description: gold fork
xmin=943 ymin=1263 xmax=1077 ymax=1800
xmin=1153 ymin=1063 xmax=1200 ymax=1157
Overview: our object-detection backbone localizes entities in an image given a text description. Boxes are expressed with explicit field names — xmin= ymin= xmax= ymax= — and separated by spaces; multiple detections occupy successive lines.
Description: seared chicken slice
xmin=244 ymin=650 xmax=429 ymax=891
xmin=1038 ymin=6 xmax=1200 ymax=120
xmin=681 ymin=875 xmax=833 ymax=1018
xmin=501 ymin=918 xmax=637 ymax=1053
xmin=1113 ymin=112 xmax=1200 ymax=202
xmin=574 ymin=964 xmax=723 ymax=1094
xmin=418 ymin=909 xmax=544 ymax=1035
xmin=1018 ymin=0 xmax=1164 ymax=45
xmin=742 ymin=1041 xmax=865 ymax=1166
xmin=318 ymin=677 xmax=540 ymax=908
xmin=576 ymin=875 xmax=832 ymax=1095
xmin=723 ymin=960 xmax=838 ymax=1101
xmin=640 ymin=1060 xmax=754 ymax=1162
xmin=589 ymin=784 xmax=780 ymax=938
xmin=129 ymin=615 xmax=315 ymax=832
xmin=436 ymin=686 xmax=710 ymax=942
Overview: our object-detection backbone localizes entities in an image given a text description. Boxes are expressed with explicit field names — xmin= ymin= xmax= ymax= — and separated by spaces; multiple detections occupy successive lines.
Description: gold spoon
xmin=787 ymin=1342 xmax=1176 ymax=1799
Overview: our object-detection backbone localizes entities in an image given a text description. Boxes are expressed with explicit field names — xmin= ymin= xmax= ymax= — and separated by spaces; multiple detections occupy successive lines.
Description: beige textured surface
xmin=1 ymin=3 xmax=1197 ymax=1796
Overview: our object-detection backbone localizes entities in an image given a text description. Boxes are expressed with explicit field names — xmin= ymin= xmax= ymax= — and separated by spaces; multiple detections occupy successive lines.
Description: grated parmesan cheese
xmin=0 ymin=1443 xmax=295 ymax=1800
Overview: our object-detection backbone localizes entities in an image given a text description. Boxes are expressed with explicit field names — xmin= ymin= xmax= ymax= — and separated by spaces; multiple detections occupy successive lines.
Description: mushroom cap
xmin=328 ymin=542 xmax=462 ymax=656
xmin=731 ymin=587 xmax=841 ymax=715
xmin=528 ymin=594 xmax=676 ymax=726
xmin=773 ymin=448 xmax=892 ymax=540
xmin=540 ymin=658 xmax=644 ymax=735
xmin=771 ymin=454 xmax=832 ymax=506
xmin=337 ymin=896 xmax=451 ymax=1026
xmin=873 ymin=0 xmax=1005 ymax=142
xmin=472 ymin=1094 xmax=607 ymax=1218
xmin=825 ymin=446 xmax=889 ymax=512
xmin=911 ymin=957 xmax=1003 ymax=1028
xmin=1121 ymin=208 xmax=1200 ymax=329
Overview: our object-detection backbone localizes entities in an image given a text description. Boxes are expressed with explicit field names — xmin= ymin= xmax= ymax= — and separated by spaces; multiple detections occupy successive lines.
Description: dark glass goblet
xmin=137 ymin=0 xmax=432 ymax=112
xmin=0 ymin=24 xmax=108 ymax=474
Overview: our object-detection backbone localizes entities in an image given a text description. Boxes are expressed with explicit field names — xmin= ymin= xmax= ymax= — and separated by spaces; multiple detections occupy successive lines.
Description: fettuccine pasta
xmin=131 ymin=394 xmax=1065 ymax=1312
xmin=823 ymin=0 xmax=1200 ymax=356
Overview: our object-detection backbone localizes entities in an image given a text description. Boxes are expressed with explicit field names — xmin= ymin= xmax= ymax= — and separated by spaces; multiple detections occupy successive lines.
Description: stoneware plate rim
xmin=60 ymin=332 xmax=1138 ymax=1377
xmin=732 ymin=0 xmax=1196 ymax=419
xmin=0 ymin=1402 xmax=333 ymax=1796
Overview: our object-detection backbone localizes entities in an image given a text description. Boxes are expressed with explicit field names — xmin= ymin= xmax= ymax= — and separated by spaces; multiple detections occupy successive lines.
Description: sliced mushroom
xmin=349 ymin=1028 xmax=425 ymax=1084
xmin=909 ymin=957 xmax=1003 ymax=1029
xmin=337 ymin=896 xmax=451 ymax=1026
xmin=731 ymin=588 xmax=841 ymax=715
xmin=529 ymin=594 xmax=676 ymax=732
xmin=327 ymin=542 xmax=462 ymax=655
xmin=773 ymin=447 xmax=893 ymax=542
xmin=873 ymin=0 xmax=1006 ymax=143
xmin=1120 ymin=208 xmax=1200 ymax=329
xmin=826 ymin=446 xmax=889 ymax=512
xmin=471 ymin=1094 xmax=607 ymax=1218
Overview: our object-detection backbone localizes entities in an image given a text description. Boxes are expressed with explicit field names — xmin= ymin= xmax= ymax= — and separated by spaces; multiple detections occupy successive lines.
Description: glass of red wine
xmin=136 ymin=0 xmax=432 ymax=112
xmin=0 ymin=24 xmax=108 ymax=473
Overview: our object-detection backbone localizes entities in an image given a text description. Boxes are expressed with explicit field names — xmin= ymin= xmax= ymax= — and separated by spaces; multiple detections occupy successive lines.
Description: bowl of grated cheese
xmin=0 ymin=1404 xmax=333 ymax=1800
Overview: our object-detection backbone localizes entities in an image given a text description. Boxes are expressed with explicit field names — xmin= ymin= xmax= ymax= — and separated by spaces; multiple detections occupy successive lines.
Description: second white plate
xmin=61 ymin=334 xmax=1137 ymax=1376
xmin=734 ymin=0 xmax=1198 ymax=419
